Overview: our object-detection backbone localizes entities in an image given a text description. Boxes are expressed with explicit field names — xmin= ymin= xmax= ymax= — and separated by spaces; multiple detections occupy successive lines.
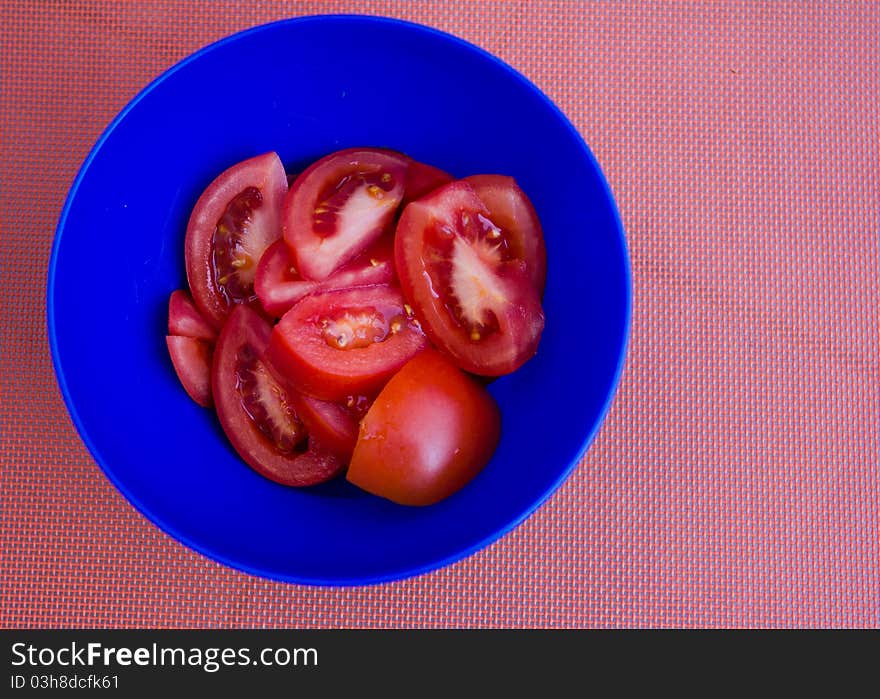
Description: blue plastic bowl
xmin=48 ymin=15 xmax=630 ymax=585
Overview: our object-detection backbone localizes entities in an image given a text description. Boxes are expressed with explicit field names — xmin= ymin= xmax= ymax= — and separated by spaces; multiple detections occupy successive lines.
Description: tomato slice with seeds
xmin=166 ymin=335 xmax=213 ymax=407
xmin=255 ymin=236 xmax=395 ymax=319
xmin=463 ymin=174 xmax=547 ymax=293
xmin=292 ymin=393 xmax=371 ymax=460
xmin=283 ymin=148 xmax=409 ymax=281
xmin=168 ymin=289 xmax=217 ymax=341
xmin=185 ymin=152 xmax=288 ymax=328
xmin=394 ymin=181 xmax=544 ymax=376
xmin=267 ymin=285 xmax=429 ymax=401
xmin=212 ymin=304 xmax=344 ymax=487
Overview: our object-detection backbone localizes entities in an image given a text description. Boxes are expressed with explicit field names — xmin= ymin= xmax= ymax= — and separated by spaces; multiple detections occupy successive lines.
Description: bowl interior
xmin=49 ymin=16 xmax=630 ymax=584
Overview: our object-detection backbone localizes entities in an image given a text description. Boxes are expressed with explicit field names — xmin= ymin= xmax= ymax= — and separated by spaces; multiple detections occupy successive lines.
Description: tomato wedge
xmin=212 ymin=305 xmax=344 ymax=486
xmin=166 ymin=335 xmax=213 ymax=407
xmin=292 ymin=393 xmax=371 ymax=460
xmin=255 ymin=237 xmax=395 ymax=319
xmin=284 ymin=148 xmax=409 ymax=281
xmin=394 ymin=181 xmax=544 ymax=376
xmin=185 ymin=152 xmax=288 ymax=328
xmin=166 ymin=289 xmax=216 ymax=406
xmin=168 ymin=289 xmax=217 ymax=341
xmin=463 ymin=174 xmax=546 ymax=293
xmin=347 ymin=350 xmax=501 ymax=506
xmin=267 ymin=285 xmax=429 ymax=401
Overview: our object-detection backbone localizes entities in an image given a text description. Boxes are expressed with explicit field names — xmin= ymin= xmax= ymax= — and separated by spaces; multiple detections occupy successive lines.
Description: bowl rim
xmin=46 ymin=13 xmax=632 ymax=586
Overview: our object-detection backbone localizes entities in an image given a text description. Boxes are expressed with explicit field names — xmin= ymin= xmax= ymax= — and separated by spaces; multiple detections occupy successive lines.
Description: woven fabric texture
xmin=1 ymin=0 xmax=877 ymax=628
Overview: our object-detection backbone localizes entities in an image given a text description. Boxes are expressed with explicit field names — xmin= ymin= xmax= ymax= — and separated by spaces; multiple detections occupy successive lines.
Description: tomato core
xmin=313 ymin=171 xmax=398 ymax=238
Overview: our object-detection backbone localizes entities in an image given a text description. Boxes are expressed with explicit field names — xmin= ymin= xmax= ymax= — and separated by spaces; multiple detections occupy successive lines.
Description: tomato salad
xmin=166 ymin=148 xmax=545 ymax=506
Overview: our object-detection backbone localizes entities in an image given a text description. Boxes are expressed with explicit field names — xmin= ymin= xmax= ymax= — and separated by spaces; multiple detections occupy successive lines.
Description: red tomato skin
xmin=211 ymin=304 xmax=344 ymax=487
xmin=168 ymin=289 xmax=217 ymax=341
xmin=185 ymin=152 xmax=288 ymax=328
xmin=394 ymin=181 xmax=544 ymax=376
xmin=283 ymin=148 xmax=409 ymax=281
xmin=166 ymin=335 xmax=213 ymax=407
xmin=463 ymin=174 xmax=547 ymax=293
xmin=266 ymin=285 xmax=429 ymax=402
xmin=402 ymin=161 xmax=454 ymax=204
xmin=346 ymin=350 xmax=501 ymax=506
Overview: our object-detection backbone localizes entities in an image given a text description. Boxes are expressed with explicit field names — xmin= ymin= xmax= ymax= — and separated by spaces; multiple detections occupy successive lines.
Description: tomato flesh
xmin=211 ymin=186 xmax=264 ymax=307
xmin=284 ymin=148 xmax=409 ymax=281
xmin=166 ymin=335 xmax=213 ymax=407
xmin=212 ymin=305 xmax=344 ymax=486
xmin=347 ymin=350 xmax=501 ymax=506
xmin=395 ymin=181 xmax=544 ymax=376
xmin=185 ymin=152 xmax=288 ymax=328
xmin=463 ymin=174 xmax=546 ymax=293
xmin=267 ymin=285 xmax=428 ymax=401
xmin=255 ymin=236 xmax=395 ymax=319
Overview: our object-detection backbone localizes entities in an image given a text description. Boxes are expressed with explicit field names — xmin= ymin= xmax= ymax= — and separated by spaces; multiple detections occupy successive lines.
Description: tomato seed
xmin=212 ymin=186 xmax=263 ymax=307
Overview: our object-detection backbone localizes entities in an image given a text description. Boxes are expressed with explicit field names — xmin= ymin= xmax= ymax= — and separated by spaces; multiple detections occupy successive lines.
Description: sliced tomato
xmin=464 ymin=174 xmax=546 ymax=293
xmin=292 ymin=393 xmax=371 ymax=460
xmin=166 ymin=335 xmax=213 ymax=407
xmin=283 ymin=148 xmax=409 ymax=281
xmin=168 ymin=289 xmax=217 ymax=341
xmin=212 ymin=304 xmax=344 ymax=487
xmin=402 ymin=160 xmax=454 ymax=205
xmin=255 ymin=236 xmax=395 ymax=319
xmin=185 ymin=152 xmax=288 ymax=328
xmin=347 ymin=350 xmax=501 ymax=506
xmin=394 ymin=181 xmax=544 ymax=376
xmin=267 ymin=285 xmax=428 ymax=401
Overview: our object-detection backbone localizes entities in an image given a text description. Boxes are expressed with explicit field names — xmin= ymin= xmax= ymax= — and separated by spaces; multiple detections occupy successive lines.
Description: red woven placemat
xmin=1 ymin=0 xmax=877 ymax=628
